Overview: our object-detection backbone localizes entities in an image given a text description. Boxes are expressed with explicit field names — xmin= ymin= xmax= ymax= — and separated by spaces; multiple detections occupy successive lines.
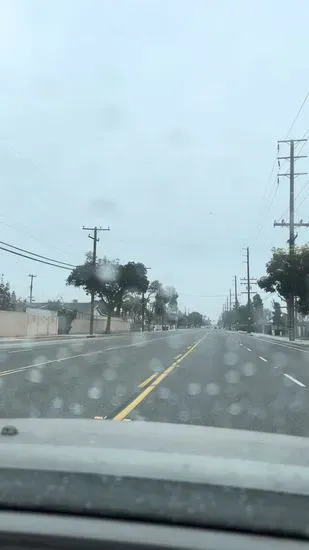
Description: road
xmin=0 ymin=328 xmax=309 ymax=436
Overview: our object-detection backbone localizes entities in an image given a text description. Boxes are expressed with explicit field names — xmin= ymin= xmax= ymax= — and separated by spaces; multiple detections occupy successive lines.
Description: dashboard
xmin=1 ymin=511 xmax=308 ymax=550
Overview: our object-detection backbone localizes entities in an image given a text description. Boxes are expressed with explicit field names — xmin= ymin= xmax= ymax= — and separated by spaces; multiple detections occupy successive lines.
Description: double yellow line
xmin=113 ymin=332 xmax=208 ymax=421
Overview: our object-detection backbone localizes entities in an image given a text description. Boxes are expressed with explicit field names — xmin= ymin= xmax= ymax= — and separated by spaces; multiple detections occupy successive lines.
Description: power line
xmin=0 ymin=216 xmax=78 ymax=257
xmin=277 ymin=177 xmax=309 ymax=220
xmin=0 ymin=245 xmax=73 ymax=270
xmin=285 ymin=90 xmax=309 ymax=138
xmin=0 ymin=240 xmax=75 ymax=268
xmin=252 ymin=93 xmax=309 ymax=247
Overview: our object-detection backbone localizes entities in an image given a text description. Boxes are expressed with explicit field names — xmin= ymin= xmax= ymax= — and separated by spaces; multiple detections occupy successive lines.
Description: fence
xmin=70 ymin=315 xmax=130 ymax=334
xmin=0 ymin=308 xmax=58 ymax=338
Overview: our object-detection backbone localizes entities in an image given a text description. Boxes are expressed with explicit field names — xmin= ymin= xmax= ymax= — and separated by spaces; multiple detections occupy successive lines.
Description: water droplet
xmin=205 ymin=382 xmax=220 ymax=396
xmin=178 ymin=409 xmax=190 ymax=422
xmin=228 ymin=403 xmax=242 ymax=415
xmin=224 ymin=352 xmax=238 ymax=366
xmin=242 ymin=362 xmax=256 ymax=376
xmin=188 ymin=382 xmax=201 ymax=396
xmin=107 ymin=355 xmax=123 ymax=368
xmin=57 ymin=347 xmax=70 ymax=361
xmin=225 ymin=369 xmax=240 ymax=384
xmin=148 ymin=358 xmax=163 ymax=373
xmin=27 ymin=369 xmax=42 ymax=383
xmin=115 ymin=384 xmax=126 ymax=397
xmin=0 ymin=351 xmax=8 ymax=363
xmin=103 ymin=368 xmax=117 ymax=381
xmin=273 ymin=352 xmax=287 ymax=368
xmin=52 ymin=397 xmax=63 ymax=409
xmin=32 ymin=355 xmax=47 ymax=366
xmin=158 ymin=387 xmax=171 ymax=400
xmin=70 ymin=403 xmax=84 ymax=415
xmin=88 ymin=386 xmax=102 ymax=399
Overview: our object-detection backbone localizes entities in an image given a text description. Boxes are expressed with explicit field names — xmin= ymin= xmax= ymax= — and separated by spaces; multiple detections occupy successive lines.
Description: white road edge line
xmin=258 ymin=356 xmax=268 ymax=362
xmin=246 ymin=347 xmax=252 ymax=352
xmin=283 ymin=373 xmax=306 ymax=387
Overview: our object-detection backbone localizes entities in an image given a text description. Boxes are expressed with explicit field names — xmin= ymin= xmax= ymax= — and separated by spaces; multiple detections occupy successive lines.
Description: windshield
xmin=1 ymin=0 xmax=309 ymax=518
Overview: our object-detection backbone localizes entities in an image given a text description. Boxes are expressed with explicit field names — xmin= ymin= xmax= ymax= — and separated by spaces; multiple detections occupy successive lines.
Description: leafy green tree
xmin=187 ymin=311 xmax=203 ymax=327
xmin=258 ymin=246 xmax=309 ymax=315
xmin=0 ymin=278 xmax=15 ymax=311
xmin=154 ymin=285 xmax=169 ymax=327
xmin=272 ymin=301 xmax=284 ymax=330
xmin=252 ymin=293 xmax=263 ymax=331
xmin=67 ymin=255 xmax=149 ymax=333
xmin=166 ymin=286 xmax=178 ymax=311
xmin=10 ymin=291 xmax=17 ymax=311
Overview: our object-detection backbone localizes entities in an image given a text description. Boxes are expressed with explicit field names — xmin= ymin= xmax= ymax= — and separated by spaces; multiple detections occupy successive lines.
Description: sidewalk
xmin=249 ymin=332 xmax=309 ymax=346
xmin=0 ymin=332 xmax=130 ymax=345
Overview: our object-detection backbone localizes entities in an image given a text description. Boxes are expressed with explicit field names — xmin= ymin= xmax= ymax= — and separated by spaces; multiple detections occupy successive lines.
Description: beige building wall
xmin=26 ymin=308 xmax=58 ymax=337
xmin=70 ymin=315 xmax=130 ymax=334
xmin=0 ymin=309 xmax=58 ymax=338
xmin=0 ymin=311 xmax=27 ymax=337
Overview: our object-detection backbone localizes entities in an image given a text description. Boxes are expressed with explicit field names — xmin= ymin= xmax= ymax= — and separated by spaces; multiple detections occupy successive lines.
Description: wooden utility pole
xmin=28 ymin=274 xmax=36 ymax=303
xmin=274 ymin=138 xmax=308 ymax=341
xmin=246 ymin=247 xmax=251 ymax=333
xmin=241 ymin=247 xmax=257 ymax=333
xmin=82 ymin=225 xmax=110 ymax=336
xmin=141 ymin=266 xmax=151 ymax=332
xmin=234 ymin=275 xmax=239 ymax=308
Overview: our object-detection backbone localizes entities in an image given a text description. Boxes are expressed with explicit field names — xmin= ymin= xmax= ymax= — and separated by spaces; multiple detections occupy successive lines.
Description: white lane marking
xmin=239 ymin=343 xmax=243 ymax=346
xmin=0 ymin=350 xmax=103 ymax=376
xmin=8 ymin=348 xmax=34 ymax=354
xmin=283 ymin=373 xmax=306 ymax=387
xmin=258 ymin=356 xmax=268 ymax=362
xmin=0 ymin=333 xmax=204 ymax=377
xmin=250 ymin=337 xmax=309 ymax=354
xmin=246 ymin=347 xmax=252 ymax=352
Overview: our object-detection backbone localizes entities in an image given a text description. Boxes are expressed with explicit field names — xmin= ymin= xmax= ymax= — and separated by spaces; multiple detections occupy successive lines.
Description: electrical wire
xmin=0 ymin=246 xmax=74 ymax=270
xmin=252 ymin=101 xmax=309 ymax=247
xmin=0 ymin=240 xmax=75 ymax=268
xmin=285 ymin=90 xmax=309 ymax=138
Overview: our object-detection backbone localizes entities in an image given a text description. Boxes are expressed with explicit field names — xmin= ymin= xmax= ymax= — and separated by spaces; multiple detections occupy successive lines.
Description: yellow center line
xmin=138 ymin=373 xmax=157 ymax=389
xmin=113 ymin=332 xmax=209 ymax=421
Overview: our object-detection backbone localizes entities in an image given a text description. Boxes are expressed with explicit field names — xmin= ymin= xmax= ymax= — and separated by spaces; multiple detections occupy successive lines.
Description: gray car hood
xmin=0 ymin=419 xmax=308 ymax=495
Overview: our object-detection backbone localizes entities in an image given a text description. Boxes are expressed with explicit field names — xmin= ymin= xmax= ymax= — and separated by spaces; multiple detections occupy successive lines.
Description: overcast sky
xmin=0 ymin=0 xmax=309 ymax=319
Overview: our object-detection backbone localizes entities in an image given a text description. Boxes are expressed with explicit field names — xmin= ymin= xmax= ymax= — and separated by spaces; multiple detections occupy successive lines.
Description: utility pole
xmin=82 ymin=225 xmax=110 ymax=337
xmin=241 ymin=247 xmax=257 ymax=333
xmin=234 ymin=275 xmax=239 ymax=308
xmin=28 ymin=274 xmax=36 ymax=303
xmin=229 ymin=289 xmax=232 ymax=310
xmin=274 ymin=138 xmax=308 ymax=341
xmin=141 ymin=266 xmax=151 ymax=332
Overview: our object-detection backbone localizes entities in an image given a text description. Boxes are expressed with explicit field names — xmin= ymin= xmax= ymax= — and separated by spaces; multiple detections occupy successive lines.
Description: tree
xmin=252 ymin=293 xmax=263 ymax=331
xmin=187 ymin=311 xmax=203 ymax=327
xmin=0 ymin=278 xmax=16 ymax=311
xmin=258 ymin=246 xmax=309 ymax=315
xmin=10 ymin=291 xmax=17 ymax=311
xmin=154 ymin=285 xmax=169 ymax=327
xmin=67 ymin=256 xmax=149 ymax=333
xmin=263 ymin=308 xmax=272 ymax=322
xmin=272 ymin=301 xmax=284 ymax=332
xmin=166 ymin=286 xmax=178 ymax=311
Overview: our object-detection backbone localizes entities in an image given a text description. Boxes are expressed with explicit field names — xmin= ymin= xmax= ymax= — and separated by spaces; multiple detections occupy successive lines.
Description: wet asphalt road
xmin=0 ymin=328 xmax=309 ymax=436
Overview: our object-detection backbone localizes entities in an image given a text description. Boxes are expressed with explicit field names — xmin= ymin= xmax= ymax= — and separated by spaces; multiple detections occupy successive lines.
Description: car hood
xmin=0 ymin=419 xmax=309 ymax=495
